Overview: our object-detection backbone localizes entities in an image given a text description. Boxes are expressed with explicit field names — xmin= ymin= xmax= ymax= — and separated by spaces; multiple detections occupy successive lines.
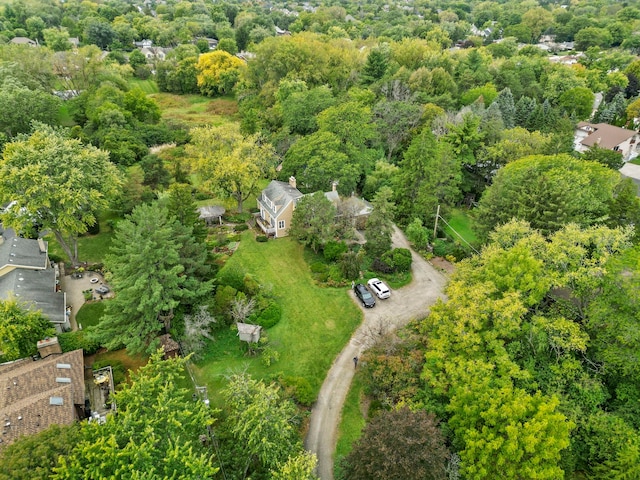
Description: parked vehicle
xmin=367 ymin=278 xmax=391 ymax=299
xmin=95 ymin=285 xmax=110 ymax=295
xmin=354 ymin=283 xmax=376 ymax=308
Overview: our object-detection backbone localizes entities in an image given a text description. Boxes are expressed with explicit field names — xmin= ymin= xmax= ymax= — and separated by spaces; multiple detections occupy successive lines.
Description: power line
xmin=433 ymin=206 xmax=480 ymax=255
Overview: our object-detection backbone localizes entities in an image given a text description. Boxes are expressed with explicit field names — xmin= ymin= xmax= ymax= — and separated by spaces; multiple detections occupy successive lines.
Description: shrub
xmin=340 ymin=250 xmax=362 ymax=280
xmin=48 ymin=253 xmax=63 ymax=264
xmin=217 ymin=265 xmax=246 ymax=291
xmin=248 ymin=207 xmax=260 ymax=214
xmin=224 ymin=212 xmax=252 ymax=223
xmin=194 ymin=191 xmax=210 ymax=201
xmin=406 ymin=218 xmax=430 ymax=249
xmin=328 ymin=264 xmax=344 ymax=283
xmin=432 ymin=238 xmax=455 ymax=257
xmin=282 ymin=376 xmax=315 ymax=406
xmin=255 ymin=302 xmax=282 ymax=328
xmin=324 ymin=240 xmax=348 ymax=262
xmin=86 ymin=220 xmax=100 ymax=235
xmin=256 ymin=235 xmax=268 ymax=242
xmin=58 ymin=330 xmax=101 ymax=354
xmin=234 ymin=223 xmax=249 ymax=232
xmin=243 ymin=273 xmax=260 ymax=295
xmin=310 ymin=262 xmax=328 ymax=274
xmin=390 ymin=248 xmax=412 ymax=273
xmin=227 ymin=233 xmax=241 ymax=242
xmin=93 ymin=358 xmax=126 ymax=386
xmin=261 ymin=345 xmax=280 ymax=367
xmin=372 ymin=257 xmax=393 ymax=274
xmin=212 ymin=285 xmax=238 ymax=325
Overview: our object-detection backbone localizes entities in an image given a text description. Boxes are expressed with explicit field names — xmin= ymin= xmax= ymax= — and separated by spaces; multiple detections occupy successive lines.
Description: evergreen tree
xmin=515 ymin=96 xmax=537 ymax=129
xmin=362 ymin=46 xmax=389 ymax=84
xmin=365 ymin=187 xmax=395 ymax=258
xmin=492 ymin=87 xmax=516 ymax=128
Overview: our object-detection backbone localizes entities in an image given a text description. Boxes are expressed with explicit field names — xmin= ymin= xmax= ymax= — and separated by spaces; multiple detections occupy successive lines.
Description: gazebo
xmin=198 ymin=205 xmax=226 ymax=226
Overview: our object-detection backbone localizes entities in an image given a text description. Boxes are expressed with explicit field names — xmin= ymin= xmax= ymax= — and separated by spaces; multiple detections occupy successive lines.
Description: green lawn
xmin=442 ymin=208 xmax=479 ymax=246
xmin=150 ymin=92 xmax=239 ymax=127
xmin=192 ymin=231 xmax=362 ymax=405
xmin=76 ymin=301 xmax=107 ymax=329
xmin=57 ymin=103 xmax=75 ymax=127
xmin=129 ymin=78 xmax=160 ymax=94
xmin=45 ymin=211 xmax=119 ymax=264
xmin=334 ymin=375 xmax=367 ymax=478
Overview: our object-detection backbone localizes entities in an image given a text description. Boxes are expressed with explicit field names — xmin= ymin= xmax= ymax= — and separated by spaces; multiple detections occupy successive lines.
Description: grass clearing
xmin=192 ymin=231 xmax=362 ymax=407
xmin=76 ymin=301 xmax=107 ymax=329
xmin=94 ymin=349 xmax=148 ymax=380
xmin=442 ymin=208 xmax=479 ymax=246
xmin=151 ymin=92 xmax=239 ymax=126
xmin=129 ymin=78 xmax=160 ymax=94
xmin=334 ymin=375 xmax=367 ymax=478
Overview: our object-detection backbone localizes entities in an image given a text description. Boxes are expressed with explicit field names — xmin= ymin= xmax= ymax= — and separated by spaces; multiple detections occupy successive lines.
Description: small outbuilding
xmin=236 ymin=323 xmax=262 ymax=343
xmin=198 ymin=205 xmax=226 ymax=226
xmin=158 ymin=334 xmax=180 ymax=359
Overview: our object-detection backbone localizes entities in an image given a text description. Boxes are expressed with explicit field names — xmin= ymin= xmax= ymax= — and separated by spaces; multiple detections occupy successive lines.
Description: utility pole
xmin=433 ymin=204 xmax=440 ymax=239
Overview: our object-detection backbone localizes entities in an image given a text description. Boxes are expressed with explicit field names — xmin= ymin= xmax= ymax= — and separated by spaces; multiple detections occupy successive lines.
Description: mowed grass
xmin=443 ymin=208 xmax=480 ymax=246
xmin=129 ymin=78 xmax=160 ymax=94
xmin=192 ymin=231 xmax=362 ymax=405
xmin=334 ymin=375 xmax=367 ymax=478
xmin=150 ymin=92 xmax=239 ymax=126
xmin=76 ymin=301 xmax=107 ymax=329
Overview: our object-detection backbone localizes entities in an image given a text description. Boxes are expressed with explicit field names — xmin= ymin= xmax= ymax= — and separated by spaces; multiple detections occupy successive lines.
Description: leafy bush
xmin=310 ymin=262 xmax=329 ymax=274
xmin=227 ymin=233 xmax=241 ymax=242
xmin=340 ymin=250 xmax=362 ymax=280
xmin=261 ymin=345 xmax=280 ymax=367
xmin=248 ymin=207 xmax=260 ymax=214
xmin=324 ymin=240 xmax=348 ymax=262
xmin=212 ymin=285 xmax=238 ymax=325
xmin=372 ymin=257 xmax=393 ymax=274
xmin=282 ymin=376 xmax=315 ymax=406
xmin=224 ymin=212 xmax=252 ymax=223
xmin=406 ymin=218 xmax=430 ymax=249
xmin=255 ymin=302 xmax=282 ymax=328
xmin=390 ymin=248 xmax=412 ymax=273
xmin=49 ymin=253 xmax=63 ymax=264
xmin=234 ymin=223 xmax=249 ymax=232
xmin=194 ymin=191 xmax=210 ymax=201
xmin=256 ymin=235 xmax=268 ymax=242
xmin=217 ymin=265 xmax=246 ymax=291
xmin=243 ymin=273 xmax=260 ymax=295
xmin=432 ymin=238 xmax=454 ymax=257
xmin=86 ymin=220 xmax=100 ymax=235
xmin=328 ymin=264 xmax=344 ymax=283
xmin=58 ymin=330 xmax=101 ymax=354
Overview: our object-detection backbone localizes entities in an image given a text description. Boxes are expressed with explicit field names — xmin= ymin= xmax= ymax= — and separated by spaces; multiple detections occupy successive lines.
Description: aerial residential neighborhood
xmin=1 ymin=0 xmax=640 ymax=478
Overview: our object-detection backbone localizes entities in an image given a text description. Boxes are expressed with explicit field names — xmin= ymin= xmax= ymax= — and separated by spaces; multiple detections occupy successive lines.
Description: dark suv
xmin=354 ymin=283 xmax=376 ymax=308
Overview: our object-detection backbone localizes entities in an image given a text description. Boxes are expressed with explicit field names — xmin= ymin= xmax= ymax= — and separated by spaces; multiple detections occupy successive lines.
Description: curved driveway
xmin=304 ymin=226 xmax=448 ymax=480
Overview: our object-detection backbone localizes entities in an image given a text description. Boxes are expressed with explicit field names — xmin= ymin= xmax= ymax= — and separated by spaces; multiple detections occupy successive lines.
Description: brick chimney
xmin=332 ymin=181 xmax=338 ymax=192
xmin=37 ymin=238 xmax=47 ymax=253
xmin=37 ymin=337 xmax=62 ymax=358
xmin=289 ymin=176 xmax=297 ymax=189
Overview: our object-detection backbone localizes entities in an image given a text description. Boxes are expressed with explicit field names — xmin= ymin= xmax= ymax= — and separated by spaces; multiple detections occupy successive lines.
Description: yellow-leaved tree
xmin=195 ymin=50 xmax=245 ymax=96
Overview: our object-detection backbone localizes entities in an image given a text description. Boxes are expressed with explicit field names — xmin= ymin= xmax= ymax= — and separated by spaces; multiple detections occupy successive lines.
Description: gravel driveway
xmin=304 ymin=226 xmax=448 ymax=480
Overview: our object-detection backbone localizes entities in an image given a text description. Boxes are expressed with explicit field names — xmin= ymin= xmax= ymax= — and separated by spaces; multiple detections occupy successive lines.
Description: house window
xmin=278 ymin=220 xmax=285 ymax=229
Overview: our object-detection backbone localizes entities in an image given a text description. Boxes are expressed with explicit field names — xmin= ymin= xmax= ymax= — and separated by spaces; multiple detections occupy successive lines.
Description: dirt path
xmin=304 ymin=226 xmax=448 ymax=480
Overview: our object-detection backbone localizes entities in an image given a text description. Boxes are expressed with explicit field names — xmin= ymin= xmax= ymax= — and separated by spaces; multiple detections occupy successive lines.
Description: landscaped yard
xmin=192 ymin=231 xmax=363 ymax=406
xmin=76 ymin=301 xmax=106 ymax=329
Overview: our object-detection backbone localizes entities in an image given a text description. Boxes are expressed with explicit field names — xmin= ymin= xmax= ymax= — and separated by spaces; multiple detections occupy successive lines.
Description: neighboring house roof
xmin=577 ymin=122 xmax=638 ymax=150
xmin=324 ymin=189 xmax=373 ymax=217
xmin=10 ymin=37 xmax=37 ymax=46
xmin=0 ymin=349 xmax=84 ymax=449
xmin=260 ymin=180 xmax=304 ymax=220
xmin=0 ymin=230 xmax=66 ymax=326
xmin=0 ymin=269 xmax=65 ymax=324
xmin=68 ymin=37 xmax=80 ymax=47
xmin=158 ymin=334 xmax=180 ymax=355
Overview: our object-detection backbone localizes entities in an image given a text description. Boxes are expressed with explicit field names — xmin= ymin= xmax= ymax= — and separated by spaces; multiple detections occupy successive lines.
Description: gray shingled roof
xmin=0 ymin=234 xmax=48 ymax=270
xmin=0 ymin=269 xmax=66 ymax=324
xmin=259 ymin=180 xmax=304 ymax=219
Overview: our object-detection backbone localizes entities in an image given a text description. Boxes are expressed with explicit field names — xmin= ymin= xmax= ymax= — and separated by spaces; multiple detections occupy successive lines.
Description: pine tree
xmin=492 ymin=87 xmax=516 ymax=128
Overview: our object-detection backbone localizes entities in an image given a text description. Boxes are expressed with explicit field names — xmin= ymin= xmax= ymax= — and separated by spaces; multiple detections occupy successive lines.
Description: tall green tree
xmin=0 ymin=78 xmax=61 ymax=137
xmin=222 ymin=373 xmax=302 ymax=478
xmin=289 ymin=192 xmax=336 ymax=253
xmin=476 ymin=154 xmax=620 ymax=237
xmin=394 ymin=127 xmax=461 ymax=226
xmin=94 ymin=202 xmax=211 ymax=354
xmin=365 ymin=187 xmax=395 ymax=258
xmin=54 ymin=352 xmax=217 ymax=479
xmin=0 ymin=125 xmax=121 ymax=265
xmin=0 ymin=298 xmax=54 ymax=362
